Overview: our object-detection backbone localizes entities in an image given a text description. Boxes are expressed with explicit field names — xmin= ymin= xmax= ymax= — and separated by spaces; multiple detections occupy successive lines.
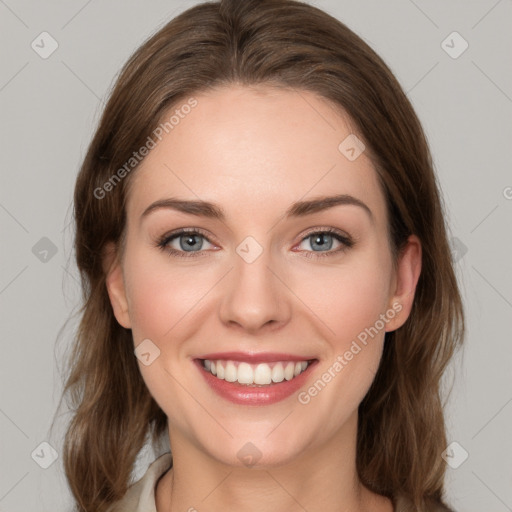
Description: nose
xmin=218 ymin=249 xmax=291 ymax=334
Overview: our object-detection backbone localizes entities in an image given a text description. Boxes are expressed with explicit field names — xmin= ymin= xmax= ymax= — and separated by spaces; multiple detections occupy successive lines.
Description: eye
xmin=156 ymin=228 xmax=216 ymax=258
xmin=295 ymin=228 xmax=354 ymax=259
xmin=156 ymin=227 xmax=354 ymax=259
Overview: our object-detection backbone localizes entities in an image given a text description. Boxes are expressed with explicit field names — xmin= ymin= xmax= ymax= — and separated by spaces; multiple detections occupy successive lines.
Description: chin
xmin=200 ymin=429 xmax=310 ymax=469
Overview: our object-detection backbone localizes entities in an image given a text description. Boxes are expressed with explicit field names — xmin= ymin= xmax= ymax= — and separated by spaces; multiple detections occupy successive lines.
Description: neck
xmin=155 ymin=412 xmax=393 ymax=512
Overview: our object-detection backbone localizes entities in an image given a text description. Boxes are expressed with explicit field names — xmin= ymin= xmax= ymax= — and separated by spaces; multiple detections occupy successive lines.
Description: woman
xmin=58 ymin=0 xmax=465 ymax=510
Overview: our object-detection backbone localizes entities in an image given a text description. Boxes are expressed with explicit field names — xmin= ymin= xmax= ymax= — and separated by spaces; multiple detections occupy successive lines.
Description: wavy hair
xmin=54 ymin=0 xmax=465 ymax=510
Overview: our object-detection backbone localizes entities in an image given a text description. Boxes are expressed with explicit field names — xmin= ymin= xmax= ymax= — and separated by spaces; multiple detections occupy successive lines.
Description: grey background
xmin=0 ymin=0 xmax=511 ymax=511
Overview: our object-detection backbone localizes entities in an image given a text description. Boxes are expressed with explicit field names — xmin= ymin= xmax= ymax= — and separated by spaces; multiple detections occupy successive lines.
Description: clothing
xmin=105 ymin=453 xmax=172 ymax=512
xmin=104 ymin=452 xmax=454 ymax=512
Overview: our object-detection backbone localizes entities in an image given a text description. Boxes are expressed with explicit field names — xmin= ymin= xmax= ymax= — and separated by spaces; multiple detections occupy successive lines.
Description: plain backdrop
xmin=0 ymin=1 xmax=511 ymax=511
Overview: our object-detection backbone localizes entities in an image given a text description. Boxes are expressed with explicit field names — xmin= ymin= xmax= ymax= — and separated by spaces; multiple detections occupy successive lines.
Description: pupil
xmin=312 ymin=233 xmax=332 ymax=251
xmin=182 ymin=235 xmax=200 ymax=250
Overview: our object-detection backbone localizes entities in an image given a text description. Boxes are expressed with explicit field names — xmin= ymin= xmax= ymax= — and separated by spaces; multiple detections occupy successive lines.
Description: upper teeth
xmin=203 ymin=359 xmax=309 ymax=385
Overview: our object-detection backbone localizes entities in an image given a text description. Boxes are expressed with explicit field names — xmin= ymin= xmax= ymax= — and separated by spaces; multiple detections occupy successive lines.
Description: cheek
xmin=122 ymin=250 xmax=212 ymax=413
xmin=295 ymin=255 xmax=392 ymax=349
xmin=293 ymin=258 xmax=392 ymax=431
xmin=123 ymin=249 xmax=212 ymax=342
xmin=332 ymin=272 xmax=388 ymax=342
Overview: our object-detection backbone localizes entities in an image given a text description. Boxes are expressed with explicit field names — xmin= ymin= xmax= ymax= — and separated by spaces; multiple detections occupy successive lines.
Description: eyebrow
xmin=141 ymin=194 xmax=373 ymax=222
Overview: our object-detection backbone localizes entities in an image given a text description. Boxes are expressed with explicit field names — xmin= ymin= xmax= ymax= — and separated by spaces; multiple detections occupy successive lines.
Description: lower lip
xmin=194 ymin=359 xmax=318 ymax=406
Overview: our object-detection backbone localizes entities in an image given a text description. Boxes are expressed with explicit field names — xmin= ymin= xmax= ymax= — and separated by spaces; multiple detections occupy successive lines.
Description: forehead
xmin=126 ymin=84 xmax=386 ymax=224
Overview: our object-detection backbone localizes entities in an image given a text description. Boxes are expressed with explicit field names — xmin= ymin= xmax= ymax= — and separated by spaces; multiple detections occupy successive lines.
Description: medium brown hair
xmin=55 ymin=0 xmax=465 ymax=510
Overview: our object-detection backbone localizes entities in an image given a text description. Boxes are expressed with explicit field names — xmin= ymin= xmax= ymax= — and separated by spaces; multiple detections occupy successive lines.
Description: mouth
xmin=193 ymin=352 xmax=318 ymax=405
xmin=199 ymin=358 xmax=314 ymax=386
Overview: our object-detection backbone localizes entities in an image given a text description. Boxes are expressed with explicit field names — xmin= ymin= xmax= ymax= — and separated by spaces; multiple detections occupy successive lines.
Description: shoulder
xmin=105 ymin=453 xmax=173 ymax=512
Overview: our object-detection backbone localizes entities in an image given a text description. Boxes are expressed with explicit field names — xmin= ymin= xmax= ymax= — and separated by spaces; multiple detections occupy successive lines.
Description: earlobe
xmin=103 ymin=242 xmax=132 ymax=329
xmin=385 ymin=235 xmax=422 ymax=332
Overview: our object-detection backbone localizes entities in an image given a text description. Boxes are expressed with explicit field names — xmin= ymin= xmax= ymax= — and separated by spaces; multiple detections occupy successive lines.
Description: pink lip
xmin=197 ymin=351 xmax=316 ymax=363
xmin=193 ymin=357 xmax=318 ymax=406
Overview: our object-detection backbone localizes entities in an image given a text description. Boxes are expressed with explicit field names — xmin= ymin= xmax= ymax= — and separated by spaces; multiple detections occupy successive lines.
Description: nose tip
xmin=219 ymin=256 xmax=291 ymax=334
xmin=227 ymin=316 xmax=280 ymax=335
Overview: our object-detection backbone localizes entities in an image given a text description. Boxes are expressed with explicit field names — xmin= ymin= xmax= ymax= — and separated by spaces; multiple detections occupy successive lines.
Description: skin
xmin=104 ymin=84 xmax=421 ymax=512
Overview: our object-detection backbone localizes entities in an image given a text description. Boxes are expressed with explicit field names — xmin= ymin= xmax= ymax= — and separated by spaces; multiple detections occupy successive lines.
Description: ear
xmin=385 ymin=235 xmax=422 ymax=332
xmin=103 ymin=242 xmax=131 ymax=329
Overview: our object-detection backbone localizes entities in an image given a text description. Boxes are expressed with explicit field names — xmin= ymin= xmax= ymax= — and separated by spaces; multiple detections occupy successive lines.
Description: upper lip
xmin=196 ymin=351 xmax=317 ymax=363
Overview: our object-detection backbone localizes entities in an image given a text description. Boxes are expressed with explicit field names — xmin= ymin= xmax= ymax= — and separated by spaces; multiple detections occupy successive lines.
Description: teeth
xmin=254 ymin=363 xmax=272 ymax=385
xmin=201 ymin=359 xmax=311 ymax=386
xmin=238 ymin=362 xmax=254 ymax=384
xmin=225 ymin=361 xmax=237 ymax=382
xmin=284 ymin=362 xmax=294 ymax=381
xmin=271 ymin=363 xmax=284 ymax=383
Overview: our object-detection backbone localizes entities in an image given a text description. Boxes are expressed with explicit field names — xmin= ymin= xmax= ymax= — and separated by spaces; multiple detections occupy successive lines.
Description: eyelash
xmin=155 ymin=227 xmax=355 ymax=260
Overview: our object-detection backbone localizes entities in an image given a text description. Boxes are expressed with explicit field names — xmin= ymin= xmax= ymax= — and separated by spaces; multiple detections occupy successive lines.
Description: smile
xmin=194 ymin=354 xmax=318 ymax=406
xmin=201 ymin=359 xmax=311 ymax=386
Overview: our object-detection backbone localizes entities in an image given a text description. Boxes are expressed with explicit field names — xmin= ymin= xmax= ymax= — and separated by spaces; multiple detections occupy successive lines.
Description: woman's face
xmin=106 ymin=84 xmax=420 ymax=468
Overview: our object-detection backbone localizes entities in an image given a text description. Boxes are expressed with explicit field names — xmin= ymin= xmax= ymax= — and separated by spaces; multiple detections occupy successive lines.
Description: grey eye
xmin=300 ymin=232 xmax=340 ymax=252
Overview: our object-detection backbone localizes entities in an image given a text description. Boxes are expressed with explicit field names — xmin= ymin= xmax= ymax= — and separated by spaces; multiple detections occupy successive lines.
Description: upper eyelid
xmin=162 ymin=227 xmax=216 ymax=245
